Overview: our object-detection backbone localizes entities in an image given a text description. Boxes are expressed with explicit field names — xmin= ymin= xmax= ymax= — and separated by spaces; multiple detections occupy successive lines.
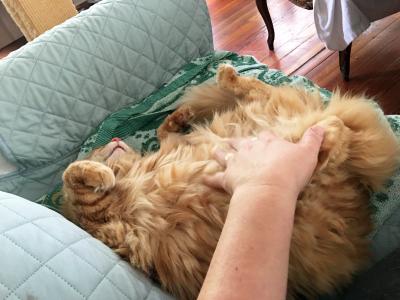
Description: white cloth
xmin=314 ymin=0 xmax=400 ymax=51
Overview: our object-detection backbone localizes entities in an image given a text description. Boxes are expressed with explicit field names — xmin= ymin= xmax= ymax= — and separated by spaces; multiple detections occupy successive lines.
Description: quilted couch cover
xmin=1 ymin=0 xmax=400 ymax=298
xmin=0 ymin=191 xmax=172 ymax=300
xmin=0 ymin=0 xmax=212 ymax=298
xmin=0 ymin=0 xmax=213 ymax=201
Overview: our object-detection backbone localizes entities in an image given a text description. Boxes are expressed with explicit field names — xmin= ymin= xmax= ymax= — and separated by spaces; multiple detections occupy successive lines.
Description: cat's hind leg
xmin=157 ymin=64 xmax=275 ymax=140
xmin=157 ymin=83 xmax=236 ymax=140
xmin=125 ymin=229 xmax=154 ymax=275
xmin=157 ymin=105 xmax=195 ymax=140
xmin=93 ymin=221 xmax=131 ymax=259
xmin=217 ymin=64 xmax=273 ymax=102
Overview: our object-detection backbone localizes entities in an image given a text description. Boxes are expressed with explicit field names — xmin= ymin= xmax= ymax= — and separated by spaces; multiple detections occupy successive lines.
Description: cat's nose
xmin=111 ymin=137 xmax=121 ymax=142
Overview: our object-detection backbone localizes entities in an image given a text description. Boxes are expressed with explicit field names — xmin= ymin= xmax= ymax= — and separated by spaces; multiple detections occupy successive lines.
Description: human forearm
xmin=198 ymin=186 xmax=297 ymax=300
xmin=200 ymin=127 xmax=324 ymax=299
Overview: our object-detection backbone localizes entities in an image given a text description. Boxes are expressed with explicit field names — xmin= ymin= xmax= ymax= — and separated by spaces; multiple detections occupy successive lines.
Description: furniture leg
xmin=255 ymin=0 xmax=275 ymax=50
xmin=339 ymin=43 xmax=352 ymax=81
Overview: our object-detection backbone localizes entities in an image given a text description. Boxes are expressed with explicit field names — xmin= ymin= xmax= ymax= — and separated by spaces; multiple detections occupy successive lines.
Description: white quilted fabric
xmin=0 ymin=191 xmax=173 ymax=300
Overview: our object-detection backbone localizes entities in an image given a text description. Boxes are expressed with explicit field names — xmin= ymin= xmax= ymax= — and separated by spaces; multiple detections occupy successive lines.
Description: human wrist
xmin=230 ymin=184 xmax=299 ymax=213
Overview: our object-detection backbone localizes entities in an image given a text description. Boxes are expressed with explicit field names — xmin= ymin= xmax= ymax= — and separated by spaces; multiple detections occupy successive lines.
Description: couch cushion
xmin=0 ymin=191 xmax=173 ymax=300
xmin=0 ymin=0 xmax=213 ymax=200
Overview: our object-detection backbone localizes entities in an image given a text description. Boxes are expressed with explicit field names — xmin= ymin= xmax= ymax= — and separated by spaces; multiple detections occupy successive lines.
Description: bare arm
xmin=199 ymin=126 xmax=325 ymax=299
xmin=199 ymin=186 xmax=296 ymax=300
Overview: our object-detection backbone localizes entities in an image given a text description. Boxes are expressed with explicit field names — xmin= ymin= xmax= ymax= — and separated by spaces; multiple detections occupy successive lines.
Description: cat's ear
xmin=315 ymin=116 xmax=351 ymax=171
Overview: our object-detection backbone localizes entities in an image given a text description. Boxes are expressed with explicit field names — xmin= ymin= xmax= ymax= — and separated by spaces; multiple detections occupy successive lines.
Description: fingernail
xmin=310 ymin=126 xmax=325 ymax=136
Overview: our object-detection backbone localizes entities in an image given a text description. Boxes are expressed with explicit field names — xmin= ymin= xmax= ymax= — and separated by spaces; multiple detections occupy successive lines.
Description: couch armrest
xmin=0 ymin=0 xmax=213 ymax=199
xmin=0 ymin=191 xmax=173 ymax=299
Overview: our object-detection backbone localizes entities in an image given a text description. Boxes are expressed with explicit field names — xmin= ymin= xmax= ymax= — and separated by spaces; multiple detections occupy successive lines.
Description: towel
xmin=314 ymin=0 xmax=400 ymax=51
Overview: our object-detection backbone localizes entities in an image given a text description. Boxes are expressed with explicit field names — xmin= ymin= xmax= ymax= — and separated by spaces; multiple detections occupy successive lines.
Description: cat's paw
xmin=63 ymin=160 xmax=115 ymax=192
xmin=157 ymin=105 xmax=194 ymax=140
xmin=217 ymin=64 xmax=239 ymax=89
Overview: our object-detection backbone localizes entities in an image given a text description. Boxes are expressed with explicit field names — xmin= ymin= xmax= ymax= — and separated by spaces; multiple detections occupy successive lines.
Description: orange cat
xmin=62 ymin=65 xmax=399 ymax=300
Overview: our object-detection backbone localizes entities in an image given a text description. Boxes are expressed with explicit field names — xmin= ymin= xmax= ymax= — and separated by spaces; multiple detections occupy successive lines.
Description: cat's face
xmin=88 ymin=138 xmax=139 ymax=166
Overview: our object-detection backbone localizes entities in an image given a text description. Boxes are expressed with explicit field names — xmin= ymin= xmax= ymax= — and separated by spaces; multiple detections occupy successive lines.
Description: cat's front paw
xmin=157 ymin=105 xmax=194 ymax=140
xmin=216 ymin=64 xmax=239 ymax=90
xmin=63 ymin=160 xmax=115 ymax=192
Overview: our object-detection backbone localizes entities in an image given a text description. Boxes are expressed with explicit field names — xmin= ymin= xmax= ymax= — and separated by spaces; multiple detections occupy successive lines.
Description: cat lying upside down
xmin=62 ymin=65 xmax=399 ymax=300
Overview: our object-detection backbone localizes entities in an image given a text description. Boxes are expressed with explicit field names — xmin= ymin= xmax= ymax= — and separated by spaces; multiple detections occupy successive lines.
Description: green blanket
xmin=39 ymin=51 xmax=400 ymax=237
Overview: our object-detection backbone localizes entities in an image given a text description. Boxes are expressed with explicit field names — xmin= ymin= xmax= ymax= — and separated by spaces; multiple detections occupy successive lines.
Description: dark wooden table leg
xmin=339 ymin=43 xmax=352 ymax=81
xmin=255 ymin=0 xmax=275 ymax=51
xmin=78 ymin=2 xmax=95 ymax=11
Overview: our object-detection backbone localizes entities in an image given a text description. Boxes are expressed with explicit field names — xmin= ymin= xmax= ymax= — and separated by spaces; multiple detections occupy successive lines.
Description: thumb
xmin=300 ymin=126 xmax=325 ymax=150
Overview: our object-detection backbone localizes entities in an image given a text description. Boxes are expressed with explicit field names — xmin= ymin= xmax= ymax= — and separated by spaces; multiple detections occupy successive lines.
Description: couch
xmin=0 ymin=0 xmax=399 ymax=299
xmin=0 ymin=0 xmax=211 ymax=298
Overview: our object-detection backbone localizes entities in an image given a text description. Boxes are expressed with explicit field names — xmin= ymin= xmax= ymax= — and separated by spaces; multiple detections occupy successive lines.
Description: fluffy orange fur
xmin=62 ymin=65 xmax=399 ymax=300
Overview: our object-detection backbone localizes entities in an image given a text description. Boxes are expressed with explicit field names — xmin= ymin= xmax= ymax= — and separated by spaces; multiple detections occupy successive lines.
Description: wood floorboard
xmin=303 ymin=16 xmax=400 ymax=114
xmin=207 ymin=0 xmax=400 ymax=115
xmin=380 ymin=79 xmax=400 ymax=114
xmin=240 ymin=16 xmax=316 ymax=64
xmin=1 ymin=0 xmax=399 ymax=114
xmin=305 ymin=16 xmax=399 ymax=84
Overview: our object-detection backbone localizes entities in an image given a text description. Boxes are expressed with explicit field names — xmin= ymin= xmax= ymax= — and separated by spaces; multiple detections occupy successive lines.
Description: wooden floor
xmin=1 ymin=0 xmax=399 ymax=114
xmin=207 ymin=0 xmax=400 ymax=115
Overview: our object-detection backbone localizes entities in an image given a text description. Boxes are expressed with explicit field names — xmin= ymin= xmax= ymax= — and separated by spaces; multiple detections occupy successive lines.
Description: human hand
xmin=205 ymin=126 xmax=325 ymax=197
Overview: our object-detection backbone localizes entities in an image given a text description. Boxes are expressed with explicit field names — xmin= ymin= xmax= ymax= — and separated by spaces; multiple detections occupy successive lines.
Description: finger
xmin=213 ymin=148 xmax=234 ymax=167
xmin=299 ymin=126 xmax=325 ymax=151
xmin=228 ymin=138 xmax=244 ymax=151
xmin=203 ymin=173 xmax=225 ymax=190
xmin=228 ymin=136 xmax=258 ymax=151
xmin=258 ymin=130 xmax=277 ymax=141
